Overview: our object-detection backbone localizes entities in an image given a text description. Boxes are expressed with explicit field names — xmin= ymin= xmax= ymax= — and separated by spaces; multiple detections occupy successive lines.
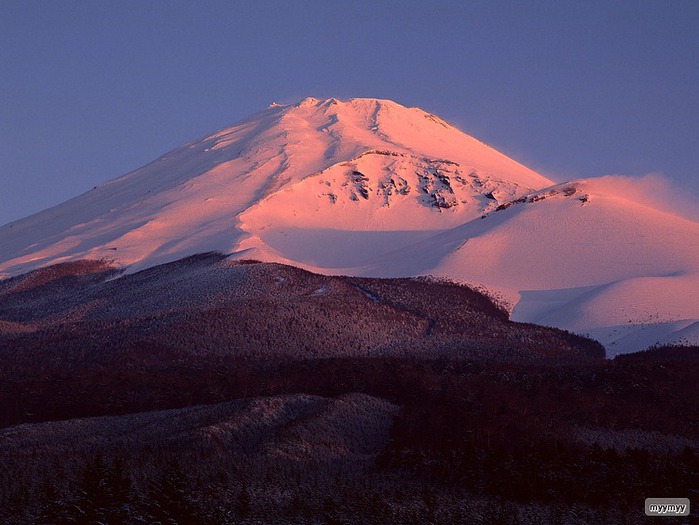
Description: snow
xmin=1 ymin=97 xmax=698 ymax=355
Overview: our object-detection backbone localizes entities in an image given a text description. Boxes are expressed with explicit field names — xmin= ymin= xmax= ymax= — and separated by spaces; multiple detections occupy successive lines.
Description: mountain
xmin=1 ymin=97 xmax=698 ymax=354
xmin=0 ymin=97 xmax=549 ymax=276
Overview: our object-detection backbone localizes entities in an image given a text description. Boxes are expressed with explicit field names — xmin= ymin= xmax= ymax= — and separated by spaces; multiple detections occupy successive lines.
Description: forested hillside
xmin=0 ymin=256 xmax=696 ymax=524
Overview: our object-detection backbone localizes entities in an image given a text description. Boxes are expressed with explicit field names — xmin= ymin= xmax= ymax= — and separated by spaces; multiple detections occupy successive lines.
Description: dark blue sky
xmin=2 ymin=0 xmax=698 ymax=225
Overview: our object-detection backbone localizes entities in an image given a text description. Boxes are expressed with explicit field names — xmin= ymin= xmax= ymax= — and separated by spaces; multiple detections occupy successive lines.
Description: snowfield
xmin=1 ymin=97 xmax=697 ymax=355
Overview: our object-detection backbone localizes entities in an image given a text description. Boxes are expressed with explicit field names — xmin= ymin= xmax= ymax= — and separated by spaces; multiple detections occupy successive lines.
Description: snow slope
xmin=0 ymin=98 xmax=546 ymax=275
xmin=1 ymin=97 xmax=697 ymax=354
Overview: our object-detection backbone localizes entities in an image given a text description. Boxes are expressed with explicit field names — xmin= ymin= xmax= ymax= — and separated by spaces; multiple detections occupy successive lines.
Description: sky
xmin=1 ymin=0 xmax=698 ymax=226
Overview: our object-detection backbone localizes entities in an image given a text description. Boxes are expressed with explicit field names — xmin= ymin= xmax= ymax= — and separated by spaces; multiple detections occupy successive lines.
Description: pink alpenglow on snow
xmin=1 ymin=97 xmax=697 ymax=355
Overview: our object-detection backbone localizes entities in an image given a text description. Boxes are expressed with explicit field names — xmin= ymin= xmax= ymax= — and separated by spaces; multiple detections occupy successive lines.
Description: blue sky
xmin=2 ymin=0 xmax=698 ymax=225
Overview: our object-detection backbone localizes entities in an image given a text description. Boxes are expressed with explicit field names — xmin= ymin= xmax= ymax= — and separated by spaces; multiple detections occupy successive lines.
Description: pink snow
xmin=1 ymin=97 xmax=697 ymax=355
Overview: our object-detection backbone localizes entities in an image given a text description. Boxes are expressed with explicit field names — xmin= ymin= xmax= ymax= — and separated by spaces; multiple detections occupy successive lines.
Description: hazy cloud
xmin=587 ymin=173 xmax=699 ymax=222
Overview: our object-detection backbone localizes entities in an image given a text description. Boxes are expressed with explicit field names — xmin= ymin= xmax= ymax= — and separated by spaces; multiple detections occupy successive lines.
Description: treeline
xmin=1 ymin=393 xmax=399 ymax=524
xmin=0 ymin=258 xmax=603 ymax=367
xmin=2 ymin=344 xmax=694 ymax=433
xmin=1 ymin=353 xmax=698 ymax=523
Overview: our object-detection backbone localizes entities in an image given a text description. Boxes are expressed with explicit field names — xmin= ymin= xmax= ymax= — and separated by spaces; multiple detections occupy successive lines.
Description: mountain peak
xmin=0 ymin=96 xmax=553 ymax=277
xmin=295 ymin=96 xmax=322 ymax=107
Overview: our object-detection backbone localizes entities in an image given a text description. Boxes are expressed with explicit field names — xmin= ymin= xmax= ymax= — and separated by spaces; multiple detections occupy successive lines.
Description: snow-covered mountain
xmin=1 ymin=97 xmax=698 ymax=354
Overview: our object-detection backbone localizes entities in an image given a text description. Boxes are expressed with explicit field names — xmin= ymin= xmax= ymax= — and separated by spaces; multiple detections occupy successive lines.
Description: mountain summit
xmin=0 ymin=97 xmax=550 ymax=277
xmin=1 ymin=97 xmax=698 ymax=353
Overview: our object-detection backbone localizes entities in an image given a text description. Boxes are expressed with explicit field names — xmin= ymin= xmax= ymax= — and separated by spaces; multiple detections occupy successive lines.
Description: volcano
xmin=2 ymin=97 xmax=698 ymax=354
